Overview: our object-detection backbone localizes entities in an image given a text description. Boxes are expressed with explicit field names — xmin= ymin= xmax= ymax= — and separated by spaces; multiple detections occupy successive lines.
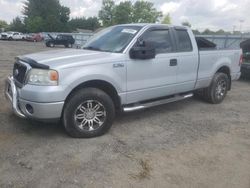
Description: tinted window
xmin=141 ymin=29 xmax=173 ymax=54
xmin=175 ymin=30 xmax=192 ymax=52
xmin=57 ymin=35 xmax=63 ymax=40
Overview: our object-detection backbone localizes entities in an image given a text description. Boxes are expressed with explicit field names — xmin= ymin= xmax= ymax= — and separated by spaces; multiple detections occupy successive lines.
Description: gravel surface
xmin=0 ymin=40 xmax=250 ymax=188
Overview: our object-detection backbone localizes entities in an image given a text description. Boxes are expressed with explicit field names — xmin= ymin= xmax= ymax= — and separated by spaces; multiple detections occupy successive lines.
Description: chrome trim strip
xmin=123 ymin=93 xmax=193 ymax=112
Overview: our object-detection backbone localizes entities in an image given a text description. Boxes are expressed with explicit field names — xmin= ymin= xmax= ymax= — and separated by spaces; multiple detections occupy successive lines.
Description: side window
xmin=140 ymin=29 xmax=173 ymax=54
xmin=175 ymin=30 xmax=192 ymax=52
xmin=57 ymin=35 xmax=62 ymax=40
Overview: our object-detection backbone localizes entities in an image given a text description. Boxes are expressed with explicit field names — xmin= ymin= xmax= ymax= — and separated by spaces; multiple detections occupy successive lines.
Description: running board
xmin=123 ymin=93 xmax=193 ymax=112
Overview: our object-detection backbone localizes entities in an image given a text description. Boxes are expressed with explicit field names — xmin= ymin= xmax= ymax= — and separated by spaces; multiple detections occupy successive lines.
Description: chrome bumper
xmin=4 ymin=76 xmax=26 ymax=118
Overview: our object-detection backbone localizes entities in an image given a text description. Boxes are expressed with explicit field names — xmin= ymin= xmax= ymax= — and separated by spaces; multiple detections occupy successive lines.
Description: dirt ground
xmin=0 ymin=40 xmax=250 ymax=188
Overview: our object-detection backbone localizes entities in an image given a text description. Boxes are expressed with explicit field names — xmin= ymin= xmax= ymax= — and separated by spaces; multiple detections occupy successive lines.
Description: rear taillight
xmin=239 ymin=54 xmax=243 ymax=66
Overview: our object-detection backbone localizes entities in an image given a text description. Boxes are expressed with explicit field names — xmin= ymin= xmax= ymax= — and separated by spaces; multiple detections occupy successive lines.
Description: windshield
xmin=83 ymin=25 xmax=142 ymax=53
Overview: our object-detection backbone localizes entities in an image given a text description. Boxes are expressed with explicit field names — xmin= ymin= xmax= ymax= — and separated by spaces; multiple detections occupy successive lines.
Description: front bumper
xmin=4 ymin=76 xmax=64 ymax=120
xmin=5 ymin=76 xmax=26 ymax=118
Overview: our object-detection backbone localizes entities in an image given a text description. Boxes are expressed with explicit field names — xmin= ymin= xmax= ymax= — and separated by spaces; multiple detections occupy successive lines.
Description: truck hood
xmin=21 ymin=49 xmax=125 ymax=69
xmin=1 ymin=32 xmax=11 ymax=36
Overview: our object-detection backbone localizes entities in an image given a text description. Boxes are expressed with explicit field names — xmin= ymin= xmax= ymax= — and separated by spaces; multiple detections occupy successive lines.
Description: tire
xmin=8 ymin=37 xmax=13 ymax=41
xmin=201 ymin=72 xmax=229 ymax=104
xmin=63 ymin=88 xmax=115 ymax=138
xmin=50 ymin=42 xmax=55 ymax=47
xmin=65 ymin=43 xmax=72 ymax=48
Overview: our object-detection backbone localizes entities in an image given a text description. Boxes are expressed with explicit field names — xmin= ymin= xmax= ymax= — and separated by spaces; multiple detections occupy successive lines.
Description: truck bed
xmin=195 ymin=49 xmax=242 ymax=89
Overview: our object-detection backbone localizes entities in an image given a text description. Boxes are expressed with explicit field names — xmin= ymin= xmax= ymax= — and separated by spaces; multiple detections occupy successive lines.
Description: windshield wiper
xmin=83 ymin=46 xmax=102 ymax=51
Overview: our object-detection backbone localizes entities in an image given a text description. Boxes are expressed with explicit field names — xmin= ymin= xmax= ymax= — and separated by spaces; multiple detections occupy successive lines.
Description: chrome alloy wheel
xmin=215 ymin=80 xmax=227 ymax=99
xmin=74 ymin=100 xmax=106 ymax=131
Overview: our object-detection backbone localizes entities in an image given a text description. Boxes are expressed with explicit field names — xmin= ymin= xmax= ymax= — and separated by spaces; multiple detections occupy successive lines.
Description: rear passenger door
xmin=173 ymin=28 xmax=199 ymax=93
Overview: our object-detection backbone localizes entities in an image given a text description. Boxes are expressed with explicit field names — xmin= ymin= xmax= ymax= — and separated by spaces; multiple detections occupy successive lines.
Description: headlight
xmin=26 ymin=69 xmax=59 ymax=86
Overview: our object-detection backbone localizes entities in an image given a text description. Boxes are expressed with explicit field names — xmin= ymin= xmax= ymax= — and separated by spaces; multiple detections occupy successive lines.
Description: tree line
xmin=0 ymin=0 xmax=164 ymax=33
xmin=0 ymin=0 xmax=241 ymax=35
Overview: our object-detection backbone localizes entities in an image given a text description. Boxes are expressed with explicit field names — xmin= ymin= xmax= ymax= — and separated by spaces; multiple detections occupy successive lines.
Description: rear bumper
xmin=4 ymin=76 xmax=64 ymax=120
xmin=241 ymin=64 xmax=250 ymax=77
xmin=231 ymin=72 xmax=241 ymax=81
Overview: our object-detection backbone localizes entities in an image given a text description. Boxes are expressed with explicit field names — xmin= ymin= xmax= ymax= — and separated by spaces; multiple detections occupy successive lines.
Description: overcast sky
xmin=0 ymin=0 xmax=249 ymax=31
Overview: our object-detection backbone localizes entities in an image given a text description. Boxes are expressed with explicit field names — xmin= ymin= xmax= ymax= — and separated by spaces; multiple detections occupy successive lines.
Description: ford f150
xmin=4 ymin=24 xmax=242 ymax=138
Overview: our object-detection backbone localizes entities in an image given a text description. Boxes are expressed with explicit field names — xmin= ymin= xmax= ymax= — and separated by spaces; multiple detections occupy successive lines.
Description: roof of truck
xmin=116 ymin=23 xmax=188 ymax=30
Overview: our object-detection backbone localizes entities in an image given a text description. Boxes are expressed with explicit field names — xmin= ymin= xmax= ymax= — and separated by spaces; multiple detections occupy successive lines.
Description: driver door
xmin=56 ymin=35 xmax=63 ymax=45
xmin=126 ymin=28 xmax=178 ymax=104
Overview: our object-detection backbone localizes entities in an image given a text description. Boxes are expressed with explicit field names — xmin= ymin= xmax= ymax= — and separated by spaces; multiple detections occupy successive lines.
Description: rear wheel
xmin=200 ymin=72 xmax=229 ymax=104
xmin=63 ymin=88 xmax=115 ymax=138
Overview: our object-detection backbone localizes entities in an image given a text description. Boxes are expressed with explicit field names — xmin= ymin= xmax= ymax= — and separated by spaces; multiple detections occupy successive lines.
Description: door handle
xmin=170 ymin=59 xmax=177 ymax=66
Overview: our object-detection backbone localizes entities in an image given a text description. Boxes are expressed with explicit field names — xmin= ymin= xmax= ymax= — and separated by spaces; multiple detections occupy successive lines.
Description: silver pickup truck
xmin=5 ymin=24 xmax=242 ymax=138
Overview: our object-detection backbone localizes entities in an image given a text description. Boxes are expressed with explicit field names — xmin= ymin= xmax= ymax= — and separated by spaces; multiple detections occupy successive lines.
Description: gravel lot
xmin=0 ymin=40 xmax=250 ymax=188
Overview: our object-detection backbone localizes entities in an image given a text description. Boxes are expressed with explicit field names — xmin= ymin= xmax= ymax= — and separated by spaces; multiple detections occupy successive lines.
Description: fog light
xmin=25 ymin=104 xmax=34 ymax=114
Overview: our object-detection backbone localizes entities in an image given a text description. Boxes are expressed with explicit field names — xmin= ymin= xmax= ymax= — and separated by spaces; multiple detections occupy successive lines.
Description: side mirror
xmin=129 ymin=41 xmax=156 ymax=60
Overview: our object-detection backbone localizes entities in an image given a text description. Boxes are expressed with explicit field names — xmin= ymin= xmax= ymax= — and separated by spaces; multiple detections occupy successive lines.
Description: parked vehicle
xmin=240 ymin=40 xmax=250 ymax=78
xmin=26 ymin=33 xmax=44 ymax=42
xmin=240 ymin=52 xmax=250 ymax=78
xmin=5 ymin=24 xmax=242 ymax=138
xmin=1 ymin=31 xmax=26 ymax=40
xmin=45 ymin=34 xmax=75 ymax=48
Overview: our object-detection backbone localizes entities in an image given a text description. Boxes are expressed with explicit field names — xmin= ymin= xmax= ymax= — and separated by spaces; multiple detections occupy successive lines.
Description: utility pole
xmin=232 ymin=25 xmax=236 ymax=34
xmin=239 ymin=19 xmax=244 ymax=33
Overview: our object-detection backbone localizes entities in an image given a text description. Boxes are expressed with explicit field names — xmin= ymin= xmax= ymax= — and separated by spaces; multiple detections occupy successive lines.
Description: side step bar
xmin=123 ymin=93 xmax=193 ymax=112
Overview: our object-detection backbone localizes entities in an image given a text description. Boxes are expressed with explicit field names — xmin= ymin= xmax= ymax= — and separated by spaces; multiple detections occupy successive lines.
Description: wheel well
xmin=66 ymin=80 xmax=121 ymax=110
xmin=216 ymin=66 xmax=231 ymax=90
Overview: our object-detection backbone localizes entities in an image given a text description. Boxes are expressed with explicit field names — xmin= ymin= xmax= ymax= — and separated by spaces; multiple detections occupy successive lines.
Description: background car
xmin=240 ymin=52 xmax=250 ymax=78
xmin=1 ymin=31 xmax=26 ymax=40
xmin=26 ymin=33 xmax=44 ymax=42
xmin=45 ymin=34 xmax=75 ymax=48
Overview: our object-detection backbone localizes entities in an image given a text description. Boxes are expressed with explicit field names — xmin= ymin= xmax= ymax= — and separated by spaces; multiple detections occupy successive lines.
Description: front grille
xmin=13 ymin=62 xmax=27 ymax=85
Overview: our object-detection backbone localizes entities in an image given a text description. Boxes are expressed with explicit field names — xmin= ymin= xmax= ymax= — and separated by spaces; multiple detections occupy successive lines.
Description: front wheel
xmin=49 ymin=42 xmax=55 ymax=47
xmin=63 ymin=88 xmax=115 ymax=138
xmin=201 ymin=72 xmax=229 ymax=104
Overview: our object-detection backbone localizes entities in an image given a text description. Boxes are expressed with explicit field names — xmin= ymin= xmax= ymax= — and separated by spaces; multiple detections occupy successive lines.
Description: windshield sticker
xmin=121 ymin=29 xmax=137 ymax=35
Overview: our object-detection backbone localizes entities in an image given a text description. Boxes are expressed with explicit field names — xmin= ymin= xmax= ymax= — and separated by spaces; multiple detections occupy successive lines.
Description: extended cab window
xmin=140 ymin=29 xmax=173 ymax=54
xmin=175 ymin=30 xmax=192 ymax=52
